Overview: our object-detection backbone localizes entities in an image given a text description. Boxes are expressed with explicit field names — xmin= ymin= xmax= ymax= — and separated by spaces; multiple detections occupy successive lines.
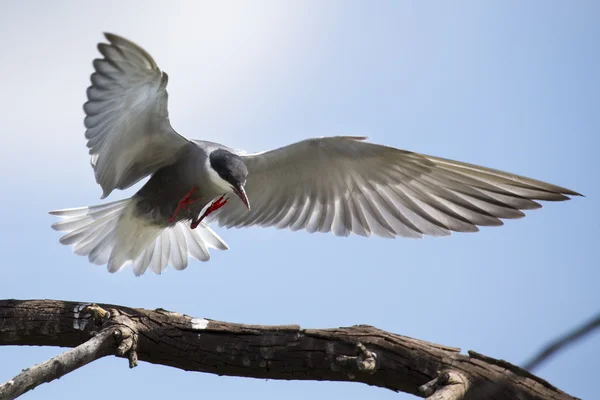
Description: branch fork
xmin=114 ymin=327 xmax=139 ymax=368
xmin=86 ymin=305 xmax=139 ymax=368
xmin=0 ymin=303 xmax=139 ymax=399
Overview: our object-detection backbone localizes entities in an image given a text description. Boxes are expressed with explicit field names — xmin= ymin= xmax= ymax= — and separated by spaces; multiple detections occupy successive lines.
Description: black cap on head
xmin=209 ymin=149 xmax=248 ymax=186
xmin=209 ymin=149 xmax=250 ymax=210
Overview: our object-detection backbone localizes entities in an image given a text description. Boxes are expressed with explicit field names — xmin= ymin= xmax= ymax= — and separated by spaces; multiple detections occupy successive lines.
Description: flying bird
xmin=50 ymin=33 xmax=582 ymax=276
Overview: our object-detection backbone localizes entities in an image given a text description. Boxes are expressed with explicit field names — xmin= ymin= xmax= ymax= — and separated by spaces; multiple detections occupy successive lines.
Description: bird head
xmin=208 ymin=149 xmax=250 ymax=210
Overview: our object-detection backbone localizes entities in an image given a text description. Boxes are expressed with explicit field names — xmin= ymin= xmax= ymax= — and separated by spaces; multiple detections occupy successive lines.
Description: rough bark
xmin=0 ymin=299 xmax=578 ymax=400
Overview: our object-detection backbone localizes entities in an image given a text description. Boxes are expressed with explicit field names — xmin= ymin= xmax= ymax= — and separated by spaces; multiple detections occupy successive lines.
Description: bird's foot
xmin=169 ymin=186 xmax=200 ymax=224
xmin=190 ymin=195 xmax=228 ymax=229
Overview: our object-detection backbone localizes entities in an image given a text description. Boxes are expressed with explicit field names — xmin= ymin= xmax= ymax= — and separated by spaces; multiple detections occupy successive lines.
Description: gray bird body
xmin=134 ymin=140 xmax=235 ymax=227
xmin=50 ymin=33 xmax=582 ymax=276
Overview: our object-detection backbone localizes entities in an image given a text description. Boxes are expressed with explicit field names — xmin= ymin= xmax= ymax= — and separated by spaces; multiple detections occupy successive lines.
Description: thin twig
xmin=0 ymin=328 xmax=116 ymax=400
xmin=459 ymin=312 xmax=599 ymax=399
xmin=522 ymin=312 xmax=600 ymax=371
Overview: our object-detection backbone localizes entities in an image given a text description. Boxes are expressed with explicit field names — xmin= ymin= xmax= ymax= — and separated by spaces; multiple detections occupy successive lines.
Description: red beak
xmin=234 ymin=185 xmax=251 ymax=210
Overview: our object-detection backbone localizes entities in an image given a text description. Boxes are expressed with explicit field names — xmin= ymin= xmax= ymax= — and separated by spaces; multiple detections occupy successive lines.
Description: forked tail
xmin=50 ymin=198 xmax=229 ymax=275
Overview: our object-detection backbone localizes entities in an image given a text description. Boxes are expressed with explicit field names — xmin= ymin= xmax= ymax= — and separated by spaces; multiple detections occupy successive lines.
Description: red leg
xmin=169 ymin=186 xmax=200 ymax=224
xmin=190 ymin=195 xmax=229 ymax=229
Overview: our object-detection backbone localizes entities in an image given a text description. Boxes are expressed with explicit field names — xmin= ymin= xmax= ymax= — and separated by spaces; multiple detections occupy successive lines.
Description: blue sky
xmin=0 ymin=1 xmax=598 ymax=399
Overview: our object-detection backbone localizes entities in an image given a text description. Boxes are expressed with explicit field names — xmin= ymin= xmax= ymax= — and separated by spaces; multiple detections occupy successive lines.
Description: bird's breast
xmin=132 ymin=162 xmax=222 ymax=227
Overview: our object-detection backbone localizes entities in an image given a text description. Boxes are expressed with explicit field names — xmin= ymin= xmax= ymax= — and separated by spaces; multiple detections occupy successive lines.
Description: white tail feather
xmin=50 ymin=199 xmax=229 ymax=275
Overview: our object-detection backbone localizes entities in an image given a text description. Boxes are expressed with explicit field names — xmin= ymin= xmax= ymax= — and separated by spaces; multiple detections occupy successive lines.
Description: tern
xmin=50 ymin=33 xmax=582 ymax=276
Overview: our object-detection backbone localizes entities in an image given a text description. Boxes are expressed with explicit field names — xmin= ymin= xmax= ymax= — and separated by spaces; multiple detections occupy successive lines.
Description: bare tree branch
xmin=0 ymin=299 xmax=580 ymax=400
xmin=0 ymin=328 xmax=115 ymax=400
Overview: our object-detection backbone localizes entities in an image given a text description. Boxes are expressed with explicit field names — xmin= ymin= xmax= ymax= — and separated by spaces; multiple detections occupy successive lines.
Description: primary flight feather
xmin=50 ymin=33 xmax=582 ymax=276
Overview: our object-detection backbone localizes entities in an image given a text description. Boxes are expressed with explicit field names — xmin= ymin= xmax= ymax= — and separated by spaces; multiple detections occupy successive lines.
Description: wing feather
xmin=84 ymin=33 xmax=189 ymax=198
xmin=214 ymin=136 xmax=580 ymax=238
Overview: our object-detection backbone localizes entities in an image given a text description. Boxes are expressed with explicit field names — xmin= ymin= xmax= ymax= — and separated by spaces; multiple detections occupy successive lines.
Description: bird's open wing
xmin=214 ymin=136 xmax=580 ymax=238
xmin=84 ymin=33 xmax=189 ymax=198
